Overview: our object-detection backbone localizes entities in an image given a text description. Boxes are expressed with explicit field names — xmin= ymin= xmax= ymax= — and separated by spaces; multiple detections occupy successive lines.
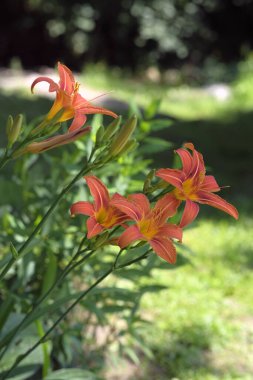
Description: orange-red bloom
xmin=111 ymin=193 xmax=182 ymax=264
xmin=156 ymin=143 xmax=239 ymax=227
xmin=31 ymin=62 xmax=117 ymax=132
xmin=70 ymin=176 xmax=128 ymax=239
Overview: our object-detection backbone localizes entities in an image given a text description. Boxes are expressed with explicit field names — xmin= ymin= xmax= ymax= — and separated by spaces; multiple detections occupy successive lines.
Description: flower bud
xmin=7 ymin=114 xmax=23 ymax=147
xmin=109 ymin=115 xmax=137 ymax=157
xmin=103 ymin=116 xmax=122 ymax=140
xmin=31 ymin=108 xmax=65 ymax=136
xmin=10 ymin=242 xmax=19 ymax=260
xmin=6 ymin=115 xmax=13 ymax=136
xmin=117 ymin=139 xmax=138 ymax=156
xmin=42 ymin=122 xmax=61 ymax=137
xmin=95 ymin=125 xmax=105 ymax=146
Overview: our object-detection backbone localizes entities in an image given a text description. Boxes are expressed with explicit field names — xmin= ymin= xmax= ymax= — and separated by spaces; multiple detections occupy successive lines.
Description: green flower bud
xmin=117 ymin=139 xmax=138 ymax=156
xmin=42 ymin=122 xmax=62 ymax=137
xmin=7 ymin=114 xmax=23 ymax=146
xmin=109 ymin=115 xmax=137 ymax=157
xmin=103 ymin=116 xmax=122 ymax=140
xmin=6 ymin=115 xmax=13 ymax=136
xmin=10 ymin=242 xmax=19 ymax=260
xmin=95 ymin=125 xmax=105 ymax=146
xmin=31 ymin=108 xmax=65 ymax=136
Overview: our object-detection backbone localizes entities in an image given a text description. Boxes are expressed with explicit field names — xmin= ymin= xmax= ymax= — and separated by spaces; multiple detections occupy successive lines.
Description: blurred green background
xmin=0 ymin=1 xmax=253 ymax=379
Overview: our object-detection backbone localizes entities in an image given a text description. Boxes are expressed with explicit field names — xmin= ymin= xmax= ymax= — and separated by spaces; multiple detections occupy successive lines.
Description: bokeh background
xmin=0 ymin=1 xmax=253 ymax=379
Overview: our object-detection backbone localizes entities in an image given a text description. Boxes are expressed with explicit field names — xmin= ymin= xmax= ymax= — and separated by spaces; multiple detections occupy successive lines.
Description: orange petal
xmin=180 ymin=199 xmax=200 ymax=228
xmin=150 ymin=237 xmax=177 ymax=264
xmin=70 ymin=201 xmax=94 ymax=217
xmin=158 ymin=224 xmax=183 ymax=242
xmin=154 ymin=193 xmax=180 ymax=223
xmin=156 ymin=168 xmax=184 ymax=189
xmin=184 ymin=142 xmax=195 ymax=151
xmin=73 ymin=93 xmax=118 ymax=118
xmin=85 ymin=176 xmax=110 ymax=211
xmin=118 ymin=225 xmax=143 ymax=248
xmin=111 ymin=194 xmax=142 ymax=221
xmin=128 ymin=193 xmax=150 ymax=215
xmin=25 ymin=127 xmax=90 ymax=153
xmin=87 ymin=217 xmax=104 ymax=238
xmin=175 ymin=147 xmax=193 ymax=176
xmin=200 ymin=175 xmax=220 ymax=192
xmin=197 ymin=191 xmax=239 ymax=219
xmin=58 ymin=62 xmax=75 ymax=94
xmin=68 ymin=112 xmax=87 ymax=132
xmin=192 ymin=151 xmax=205 ymax=180
xmin=31 ymin=76 xmax=59 ymax=94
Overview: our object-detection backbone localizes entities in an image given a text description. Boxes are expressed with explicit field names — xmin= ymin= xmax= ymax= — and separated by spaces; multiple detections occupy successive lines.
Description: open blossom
xmin=70 ymin=176 xmax=128 ymax=239
xmin=111 ymin=193 xmax=182 ymax=264
xmin=31 ymin=62 xmax=117 ymax=132
xmin=156 ymin=143 xmax=239 ymax=227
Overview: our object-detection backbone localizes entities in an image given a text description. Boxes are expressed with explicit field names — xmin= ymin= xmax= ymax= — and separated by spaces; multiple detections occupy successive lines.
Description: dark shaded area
xmin=152 ymin=113 xmax=253 ymax=194
xmin=1 ymin=0 xmax=253 ymax=71
xmin=145 ymin=324 xmax=223 ymax=379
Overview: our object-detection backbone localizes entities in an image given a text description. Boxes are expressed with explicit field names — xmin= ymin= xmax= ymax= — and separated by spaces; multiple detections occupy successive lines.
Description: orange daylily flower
xmin=31 ymin=62 xmax=117 ymax=132
xmin=156 ymin=143 xmax=239 ymax=227
xmin=70 ymin=176 xmax=128 ymax=239
xmin=111 ymin=193 xmax=182 ymax=264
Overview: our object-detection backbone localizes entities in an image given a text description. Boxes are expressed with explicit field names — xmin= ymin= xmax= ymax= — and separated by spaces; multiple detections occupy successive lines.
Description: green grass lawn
xmin=139 ymin=215 xmax=253 ymax=380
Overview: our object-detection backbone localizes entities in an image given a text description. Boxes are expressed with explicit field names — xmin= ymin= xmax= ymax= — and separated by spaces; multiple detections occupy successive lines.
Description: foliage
xmin=0 ymin=76 xmax=189 ymax=380
xmin=1 ymin=0 xmax=253 ymax=70
xmin=0 ymin=62 xmax=246 ymax=380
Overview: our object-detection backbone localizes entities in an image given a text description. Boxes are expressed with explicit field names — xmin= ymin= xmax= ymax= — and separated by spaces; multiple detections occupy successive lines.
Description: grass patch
xmin=139 ymin=216 xmax=253 ymax=379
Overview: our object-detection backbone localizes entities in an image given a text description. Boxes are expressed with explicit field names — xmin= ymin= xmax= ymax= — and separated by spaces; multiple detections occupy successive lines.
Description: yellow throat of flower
xmin=173 ymin=178 xmax=198 ymax=201
xmin=95 ymin=207 xmax=118 ymax=228
xmin=138 ymin=217 xmax=158 ymax=240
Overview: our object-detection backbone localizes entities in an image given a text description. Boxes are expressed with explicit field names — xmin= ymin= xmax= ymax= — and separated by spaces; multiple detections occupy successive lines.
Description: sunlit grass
xmin=82 ymin=60 xmax=253 ymax=121
xmin=140 ymin=216 xmax=253 ymax=379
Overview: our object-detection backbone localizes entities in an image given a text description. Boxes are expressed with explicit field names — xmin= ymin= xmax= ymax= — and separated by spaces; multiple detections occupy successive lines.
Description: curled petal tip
xmin=184 ymin=142 xmax=195 ymax=151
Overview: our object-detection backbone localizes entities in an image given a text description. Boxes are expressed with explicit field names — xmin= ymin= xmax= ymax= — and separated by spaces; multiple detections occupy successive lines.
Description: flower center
xmin=138 ymin=218 xmax=158 ymax=240
xmin=173 ymin=178 xmax=198 ymax=201
xmin=95 ymin=207 xmax=118 ymax=228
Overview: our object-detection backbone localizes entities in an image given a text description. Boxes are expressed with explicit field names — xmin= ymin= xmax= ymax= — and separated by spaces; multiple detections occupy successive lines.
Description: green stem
xmin=1 ymin=269 xmax=112 ymax=380
xmin=0 ymin=164 xmax=93 ymax=282
xmin=0 ymin=238 xmax=93 ymax=357
xmin=0 ymin=149 xmax=10 ymax=170
xmin=150 ymin=186 xmax=172 ymax=202
xmin=1 ymin=249 xmax=150 ymax=380
xmin=35 ymin=320 xmax=50 ymax=378
xmin=113 ymin=248 xmax=124 ymax=269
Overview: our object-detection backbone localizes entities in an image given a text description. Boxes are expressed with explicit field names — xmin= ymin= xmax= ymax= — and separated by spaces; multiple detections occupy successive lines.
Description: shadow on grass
xmin=143 ymin=323 xmax=225 ymax=380
xmin=151 ymin=110 xmax=253 ymax=199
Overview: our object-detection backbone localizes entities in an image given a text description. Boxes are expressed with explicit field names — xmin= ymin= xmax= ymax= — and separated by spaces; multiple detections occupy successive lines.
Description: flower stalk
xmin=0 ymin=248 xmax=150 ymax=380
